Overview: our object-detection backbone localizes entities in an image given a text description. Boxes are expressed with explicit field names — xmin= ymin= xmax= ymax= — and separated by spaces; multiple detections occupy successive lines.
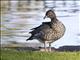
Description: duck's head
xmin=44 ymin=10 xmax=56 ymax=19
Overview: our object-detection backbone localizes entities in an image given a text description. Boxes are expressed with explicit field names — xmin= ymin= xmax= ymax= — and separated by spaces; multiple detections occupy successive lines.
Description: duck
xmin=27 ymin=10 xmax=66 ymax=51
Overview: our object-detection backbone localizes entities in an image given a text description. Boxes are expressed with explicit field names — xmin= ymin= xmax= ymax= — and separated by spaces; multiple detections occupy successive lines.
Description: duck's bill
xmin=43 ymin=16 xmax=46 ymax=19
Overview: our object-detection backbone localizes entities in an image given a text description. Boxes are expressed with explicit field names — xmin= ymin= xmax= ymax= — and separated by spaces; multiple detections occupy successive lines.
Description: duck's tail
xmin=26 ymin=36 xmax=33 ymax=41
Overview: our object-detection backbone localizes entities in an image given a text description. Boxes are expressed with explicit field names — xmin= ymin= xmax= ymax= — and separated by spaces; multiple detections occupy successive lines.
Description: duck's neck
xmin=49 ymin=18 xmax=58 ymax=28
xmin=51 ymin=17 xmax=58 ymax=23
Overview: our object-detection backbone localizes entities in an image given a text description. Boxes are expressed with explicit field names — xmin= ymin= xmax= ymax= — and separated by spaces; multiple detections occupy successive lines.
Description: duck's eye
xmin=47 ymin=13 xmax=53 ymax=17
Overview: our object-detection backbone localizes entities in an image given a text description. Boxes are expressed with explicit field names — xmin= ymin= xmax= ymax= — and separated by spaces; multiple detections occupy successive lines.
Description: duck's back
xmin=39 ymin=20 xmax=65 ymax=42
xmin=28 ymin=20 xmax=65 ymax=43
xmin=27 ymin=22 xmax=51 ymax=40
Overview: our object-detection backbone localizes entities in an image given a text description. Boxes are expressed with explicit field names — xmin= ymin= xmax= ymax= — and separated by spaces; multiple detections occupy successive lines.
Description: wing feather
xmin=27 ymin=22 xmax=51 ymax=40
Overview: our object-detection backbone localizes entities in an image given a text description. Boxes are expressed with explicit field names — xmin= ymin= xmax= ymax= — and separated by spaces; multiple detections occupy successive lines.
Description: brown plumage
xmin=27 ymin=10 xmax=66 ymax=51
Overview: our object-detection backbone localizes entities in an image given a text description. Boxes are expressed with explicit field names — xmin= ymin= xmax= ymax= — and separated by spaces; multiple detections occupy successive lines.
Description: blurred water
xmin=1 ymin=1 xmax=80 ymax=48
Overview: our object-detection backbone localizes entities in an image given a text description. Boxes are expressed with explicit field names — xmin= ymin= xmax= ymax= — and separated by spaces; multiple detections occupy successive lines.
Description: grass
xmin=1 ymin=48 xmax=80 ymax=60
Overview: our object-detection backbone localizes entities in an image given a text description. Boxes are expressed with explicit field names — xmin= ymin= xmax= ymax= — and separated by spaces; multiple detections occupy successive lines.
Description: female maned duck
xmin=27 ymin=10 xmax=65 ymax=51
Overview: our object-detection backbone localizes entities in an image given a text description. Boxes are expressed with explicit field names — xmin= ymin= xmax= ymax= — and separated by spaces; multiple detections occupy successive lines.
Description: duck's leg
xmin=44 ymin=41 xmax=47 ymax=51
xmin=49 ymin=42 xmax=51 ymax=52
